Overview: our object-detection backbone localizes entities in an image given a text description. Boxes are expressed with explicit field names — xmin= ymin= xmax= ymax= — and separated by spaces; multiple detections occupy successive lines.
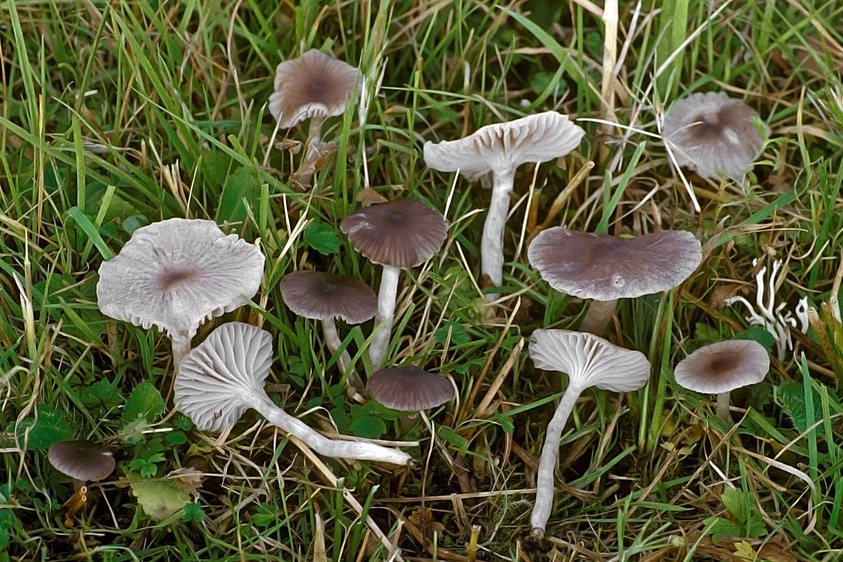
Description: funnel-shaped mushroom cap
xmin=269 ymin=49 xmax=364 ymax=128
xmin=281 ymin=271 xmax=377 ymax=324
xmin=423 ymin=111 xmax=586 ymax=181
xmin=48 ymin=440 xmax=115 ymax=482
xmin=529 ymin=329 xmax=651 ymax=392
xmin=528 ymin=228 xmax=702 ymax=301
xmin=674 ymin=339 xmax=769 ymax=394
xmin=662 ymin=92 xmax=768 ymax=181
xmin=367 ymin=366 xmax=455 ymax=411
xmin=174 ymin=322 xmax=273 ymax=432
xmin=340 ymin=199 xmax=448 ymax=269
xmin=97 ymin=218 xmax=265 ymax=342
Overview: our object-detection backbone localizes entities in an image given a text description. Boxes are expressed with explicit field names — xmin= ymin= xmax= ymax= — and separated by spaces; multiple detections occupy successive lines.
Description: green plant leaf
xmin=15 ymin=406 xmax=74 ymax=450
xmin=350 ymin=415 xmax=387 ymax=439
xmin=130 ymin=478 xmax=190 ymax=522
xmin=123 ymin=380 xmax=165 ymax=424
xmin=302 ymin=220 xmax=340 ymax=255
xmin=721 ymin=487 xmax=747 ymax=522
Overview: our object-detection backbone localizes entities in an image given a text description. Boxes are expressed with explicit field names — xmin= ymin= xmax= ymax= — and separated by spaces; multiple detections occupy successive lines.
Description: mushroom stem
xmin=171 ymin=336 xmax=192 ymax=369
xmin=321 ymin=319 xmax=366 ymax=394
xmin=251 ymin=393 xmax=412 ymax=466
xmin=481 ymin=168 xmax=516 ymax=302
xmin=579 ymin=299 xmax=619 ymax=335
xmin=369 ymin=265 xmax=400 ymax=370
xmin=716 ymin=391 xmax=733 ymax=422
xmin=531 ymin=381 xmax=585 ymax=537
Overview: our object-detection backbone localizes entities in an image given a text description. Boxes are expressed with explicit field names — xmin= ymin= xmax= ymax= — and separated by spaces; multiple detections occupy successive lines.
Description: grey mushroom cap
xmin=674 ymin=339 xmax=770 ymax=394
xmin=423 ymin=111 xmax=586 ymax=181
xmin=340 ymin=199 xmax=448 ymax=269
xmin=367 ymin=366 xmax=455 ymax=411
xmin=528 ymin=228 xmax=702 ymax=302
xmin=662 ymin=92 xmax=768 ymax=181
xmin=48 ymin=440 xmax=115 ymax=482
xmin=280 ymin=271 xmax=378 ymax=324
xmin=96 ymin=218 xmax=265 ymax=343
xmin=269 ymin=49 xmax=364 ymax=128
xmin=174 ymin=322 xmax=273 ymax=432
xmin=529 ymin=329 xmax=651 ymax=392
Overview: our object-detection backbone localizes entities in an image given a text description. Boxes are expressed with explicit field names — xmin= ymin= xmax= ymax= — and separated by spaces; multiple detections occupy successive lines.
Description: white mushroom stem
xmin=531 ymin=381 xmax=586 ymax=537
xmin=249 ymin=392 xmax=412 ymax=466
xmin=481 ymin=168 xmax=516 ymax=302
xmin=171 ymin=336 xmax=192 ymax=369
xmin=369 ymin=265 xmax=401 ymax=370
xmin=716 ymin=391 xmax=733 ymax=422
xmin=321 ymin=319 xmax=365 ymax=394
xmin=579 ymin=299 xmax=619 ymax=335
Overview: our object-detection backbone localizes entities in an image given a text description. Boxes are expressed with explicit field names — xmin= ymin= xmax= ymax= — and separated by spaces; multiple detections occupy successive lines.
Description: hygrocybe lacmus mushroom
xmin=97 ymin=218 xmax=265 ymax=366
xmin=528 ymin=329 xmax=651 ymax=537
xmin=424 ymin=111 xmax=585 ymax=301
xmin=174 ymin=322 xmax=411 ymax=466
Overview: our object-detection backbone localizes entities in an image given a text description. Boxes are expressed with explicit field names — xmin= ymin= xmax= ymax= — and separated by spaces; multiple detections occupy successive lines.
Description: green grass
xmin=2 ymin=0 xmax=843 ymax=560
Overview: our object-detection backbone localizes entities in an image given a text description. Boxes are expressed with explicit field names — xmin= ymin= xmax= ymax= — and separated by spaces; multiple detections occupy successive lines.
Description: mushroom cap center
xmin=157 ymin=266 xmax=202 ymax=293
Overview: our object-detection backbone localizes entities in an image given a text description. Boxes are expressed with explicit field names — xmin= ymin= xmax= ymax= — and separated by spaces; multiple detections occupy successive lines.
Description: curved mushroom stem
xmin=321 ymin=319 xmax=366 ymax=395
xmin=171 ymin=336 xmax=192 ymax=370
xmin=531 ymin=381 xmax=586 ymax=537
xmin=716 ymin=391 xmax=733 ymax=422
xmin=579 ymin=299 xmax=619 ymax=335
xmin=369 ymin=265 xmax=400 ymax=370
xmin=251 ymin=393 xmax=412 ymax=466
xmin=481 ymin=168 xmax=515 ymax=302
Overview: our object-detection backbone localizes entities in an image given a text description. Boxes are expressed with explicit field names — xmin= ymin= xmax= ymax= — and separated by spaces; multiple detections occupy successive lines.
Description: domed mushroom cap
xmin=674 ymin=339 xmax=770 ymax=394
xmin=174 ymin=322 xmax=273 ymax=432
xmin=280 ymin=271 xmax=377 ymax=324
xmin=528 ymin=228 xmax=702 ymax=301
xmin=367 ymin=366 xmax=455 ymax=411
xmin=340 ymin=199 xmax=448 ymax=269
xmin=662 ymin=92 xmax=768 ymax=181
xmin=48 ymin=440 xmax=115 ymax=482
xmin=423 ymin=111 xmax=586 ymax=181
xmin=269 ymin=49 xmax=364 ymax=128
xmin=529 ymin=329 xmax=651 ymax=392
xmin=97 ymin=218 xmax=265 ymax=343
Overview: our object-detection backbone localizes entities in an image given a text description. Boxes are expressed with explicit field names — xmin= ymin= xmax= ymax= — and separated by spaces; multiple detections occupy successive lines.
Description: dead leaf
xmin=167 ymin=467 xmax=204 ymax=494
xmin=355 ymin=188 xmax=388 ymax=206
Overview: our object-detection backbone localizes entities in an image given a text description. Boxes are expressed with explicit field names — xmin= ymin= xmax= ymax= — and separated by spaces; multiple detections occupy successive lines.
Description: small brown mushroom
xmin=367 ymin=366 xmax=454 ymax=411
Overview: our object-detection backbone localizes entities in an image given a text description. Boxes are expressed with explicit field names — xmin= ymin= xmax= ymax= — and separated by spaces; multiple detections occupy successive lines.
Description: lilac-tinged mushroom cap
xmin=528 ymin=228 xmax=702 ymax=302
xmin=269 ymin=49 xmax=364 ymax=128
xmin=367 ymin=366 xmax=455 ymax=411
xmin=48 ymin=440 xmax=115 ymax=482
xmin=280 ymin=271 xmax=377 ymax=324
xmin=662 ymin=92 xmax=768 ymax=181
xmin=96 ymin=218 xmax=265 ymax=343
xmin=674 ymin=339 xmax=770 ymax=394
xmin=423 ymin=111 xmax=586 ymax=181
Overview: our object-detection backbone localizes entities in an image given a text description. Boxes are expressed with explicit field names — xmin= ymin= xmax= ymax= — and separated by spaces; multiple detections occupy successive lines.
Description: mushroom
xmin=528 ymin=329 xmax=651 ymax=537
xmin=97 ymin=218 xmax=265 ymax=366
xmin=423 ymin=111 xmax=585 ymax=301
xmin=367 ymin=366 xmax=455 ymax=411
xmin=673 ymin=339 xmax=770 ymax=421
xmin=174 ymin=321 xmax=412 ymax=466
xmin=340 ymin=199 xmax=448 ymax=369
xmin=48 ymin=440 xmax=115 ymax=526
xmin=268 ymin=49 xmax=364 ymax=182
xmin=280 ymin=270 xmax=377 ymax=394
xmin=528 ymin=227 xmax=702 ymax=335
xmin=662 ymin=91 xmax=768 ymax=181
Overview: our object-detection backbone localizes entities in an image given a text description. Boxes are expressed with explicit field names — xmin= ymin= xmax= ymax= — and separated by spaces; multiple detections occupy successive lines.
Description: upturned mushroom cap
xmin=340 ymin=199 xmax=448 ymax=269
xmin=674 ymin=339 xmax=770 ymax=394
xmin=529 ymin=329 xmax=651 ymax=392
xmin=423 ymin=111 xmax=586 ymax=181
xmin=528 ymin=228 xmax=702 ymax=302
xmin=97 ymin=218 xmax=265 ymax=343
xmin=367 ymin=366 xmax=455 ymax=411
xmin=48 ymin=440 xmax=115 ymax=482
xmin=662 ymin=92 xmax=768 ymax=181
xmin=174 ymin=322 xmax=273 ymax=432
xmin=280 ymin=271 xmax=378 ymax=324
xmin=269 ymin=49 xmax=364 ymax=128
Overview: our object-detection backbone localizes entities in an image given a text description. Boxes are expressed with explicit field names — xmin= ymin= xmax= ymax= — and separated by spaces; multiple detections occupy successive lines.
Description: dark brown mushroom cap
xmin=340 ymin=199 xmax=448 ymax=269
xmin=662 ymin=92 xmax=767 ymax=181
xmin=268 ymin=49 xmax=364 ymax=128
xmin=280 ymin=271 xmax=377 ymax=324
xmin=367 ymin=366 xmax=455 ymax=411
xmin=528 ymin=228 xmax=702 ymax=301
xmin=674 ymin=339 xmax=770 ymax=394
xmin=48 ymin=440 xmax=115 ymax=482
